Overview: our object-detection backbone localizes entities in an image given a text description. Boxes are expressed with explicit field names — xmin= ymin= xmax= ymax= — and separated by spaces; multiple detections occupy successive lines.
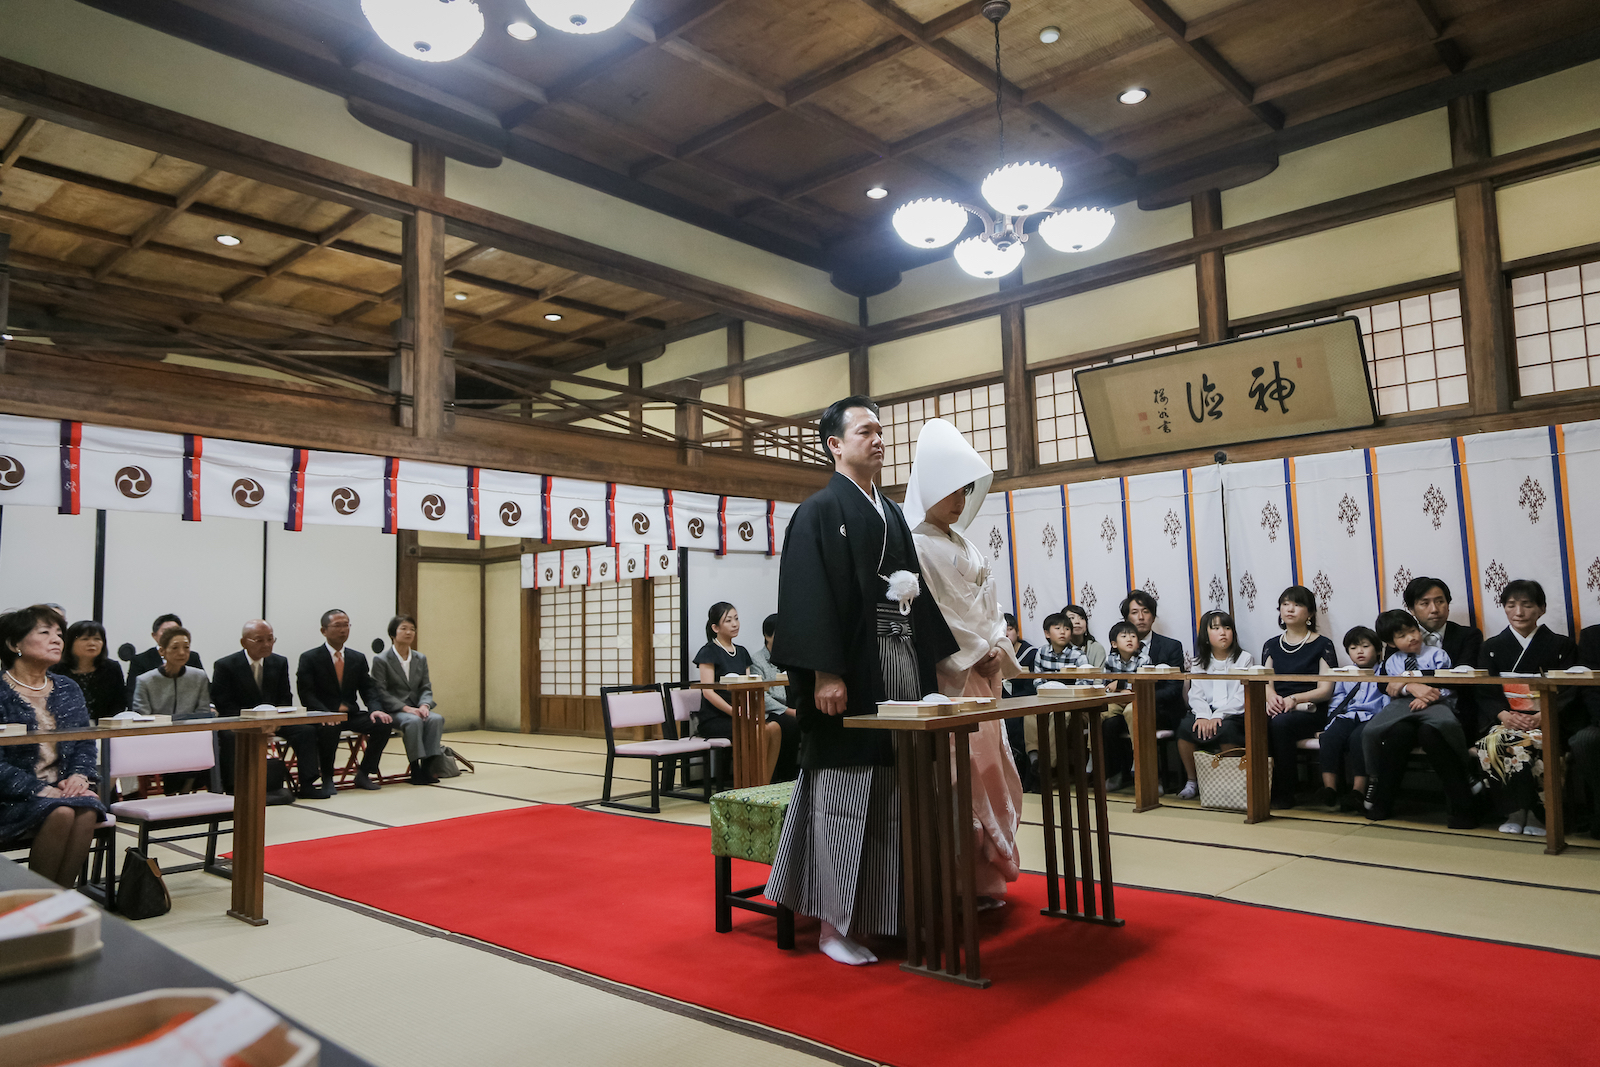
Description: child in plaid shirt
xmin=1034 ymin=613 xmax=1087 ymax=673
xmin=1097 ymin=621 xmax=1148 ymax=789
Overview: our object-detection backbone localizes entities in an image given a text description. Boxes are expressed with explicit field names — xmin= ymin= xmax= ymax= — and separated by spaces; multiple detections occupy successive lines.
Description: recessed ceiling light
xmin=507 ymin=21 xmax=537 ymax=41
xmin=453 ymin=292 xmax=468 ymax=301
xmin=1039 ymin=26 xmax=1061 ymax=44
xmin=866 ymin=186 xmax=888 ymax=200
xmin=215 ymin=234 xmax=241 ymax=247
xmin=1119 ymin=87 xmax=1149 ymax=105
xmin=544 ymin=313 xmax=563 ymax=321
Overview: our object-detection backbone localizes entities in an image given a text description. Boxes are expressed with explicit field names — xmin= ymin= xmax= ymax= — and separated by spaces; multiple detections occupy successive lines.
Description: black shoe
xmin=1339 ymin=790 xmax=1363 ymax=813
xmin=408 ymin=760 xmax=437 ymax=785
xmin=297 ymin=782 xmax=335 ymax=800
xmin=1447 ymin=812 xmax=1478 ymax=830
xmin=1311 ymin=786 xmax=1339 ymax=811
xmin=352 ymin=773 xmax=381 ymax=791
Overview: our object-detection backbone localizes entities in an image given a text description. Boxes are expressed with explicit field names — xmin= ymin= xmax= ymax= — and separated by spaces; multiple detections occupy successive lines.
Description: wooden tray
xmin=0 ymin=988 xmax=318 ymax=1066
xmin=0 ymin=889 xmax=101 ymax=981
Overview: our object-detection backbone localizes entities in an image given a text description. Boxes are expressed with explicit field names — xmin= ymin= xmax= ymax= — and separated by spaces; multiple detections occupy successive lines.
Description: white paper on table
xmin=71 ymin=991 xmax=281 ymax=1067
xmin=0 ymin=889 xmax=93 ymax=940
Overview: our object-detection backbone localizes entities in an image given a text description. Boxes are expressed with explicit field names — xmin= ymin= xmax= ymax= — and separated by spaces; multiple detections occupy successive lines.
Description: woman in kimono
xmin=904 ymin=418 xmax=1023 ymax=906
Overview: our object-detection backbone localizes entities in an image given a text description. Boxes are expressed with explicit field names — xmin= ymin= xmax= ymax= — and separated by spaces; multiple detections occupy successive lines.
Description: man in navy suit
xmin=296 ymin=609 xmax=391 ymax=793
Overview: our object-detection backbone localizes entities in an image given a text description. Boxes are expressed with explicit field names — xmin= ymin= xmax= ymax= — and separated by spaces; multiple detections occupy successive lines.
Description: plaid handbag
xmin=1193 ymin=748 xmax=1267 ymax=812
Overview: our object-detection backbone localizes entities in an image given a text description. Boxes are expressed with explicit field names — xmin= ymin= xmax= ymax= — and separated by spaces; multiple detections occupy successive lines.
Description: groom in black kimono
xmin=767 ymin=396 xmax=957 ymax=966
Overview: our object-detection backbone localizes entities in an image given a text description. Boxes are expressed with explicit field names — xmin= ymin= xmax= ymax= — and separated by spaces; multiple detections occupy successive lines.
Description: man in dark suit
xmin=1120 ymin=590 xmax=1186 ymax=729
xmin=211 ymin=619 xmax=306 ymax=796
xmin=296 ymin=609 xmax=392 ymax=793
xmin=1404 ymin=577 xmax=1484 ymax=734
xmin=124 ymin=613 xmax=204 ymax=705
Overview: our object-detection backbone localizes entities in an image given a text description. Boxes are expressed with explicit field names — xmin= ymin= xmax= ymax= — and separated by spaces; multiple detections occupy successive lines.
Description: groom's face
xmin=829 ymin=406 xmax=883 ymax=477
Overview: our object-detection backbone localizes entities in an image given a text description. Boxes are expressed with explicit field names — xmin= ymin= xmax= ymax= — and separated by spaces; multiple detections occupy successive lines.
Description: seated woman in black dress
xmin=693 ymin=602 xmax=795 ymax=783
xmin=0 ymin=605 xmax=107 ymax=887
xmin=49 ymin=619 xmax=126 ymax=721
xmin=1260 ymin=585 xmax=1338 ymax=808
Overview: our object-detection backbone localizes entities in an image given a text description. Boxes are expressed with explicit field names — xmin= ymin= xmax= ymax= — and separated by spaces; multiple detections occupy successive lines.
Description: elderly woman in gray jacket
xmin=132 ymin=626 xmax=215 ymax=793
xmin=371 ymin=615 xmax=444 ymax=785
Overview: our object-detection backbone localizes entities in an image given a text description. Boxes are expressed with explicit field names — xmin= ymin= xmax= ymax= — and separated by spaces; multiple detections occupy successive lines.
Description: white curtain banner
xmin=771 ymin=500 xmax=798 ymax=555
xmin=534 ymin=550 xmax=562 ymax=588
xmin=1007 ymin=486 xmax=1069 ymax=633
xmin=77 ymin=425 xmax=184 ymax=516
xmin=476 ymin=468 xmax=544 ymax=541
xmin=608 ymin=484 xmax=669 ymax=546
xmin=1221 ymin=459 xmax=1296 ymax=662
xmin=719 ymin=496 xmax=769 ymax=554
xmin=396 ymin=460 xmax=468 ymax=535
xmin=198 ymin=438 xmax=293 ymax=524
xmin=1558 ymin=419 xmax=1600 ymax=632
xmin=1288 ymin=450 xmax=1381 ymax=649
xmin=618 ymin=542 xmax=648 ymax=581
xmin=300 ymin=450 xmax=386 ymax=529
xmin=562 ymin=548 xmax=589 ymax=586
xmin=969 ymin=491 xmax=1014 ymax=617
xmin=588 ymin=545 xmax=619 ymax=584
xmin=546 ymin=476 xmax=607 ymax=542
xmin=520 ymin=552 xmax=535 ymax=589
xmin=646 ymin=545 xmax=679 ymax=577
xmin=0 ymin=414 xmax=62 ymax=507
xmin=1125 ymin=469 xmax=1197 ymax=650
xmin=1063 ymin=477 xmax=1127 ymax=644
xmin=1370 ymin=437 xmax=1473 ymax=624
xmin=671 ymin=490 xmax=719 ymax=551
xmin=1189 ymin=464 xmax=1231 ymax=622
xmin=1459 ymin=426 xmax=1571 ymax=636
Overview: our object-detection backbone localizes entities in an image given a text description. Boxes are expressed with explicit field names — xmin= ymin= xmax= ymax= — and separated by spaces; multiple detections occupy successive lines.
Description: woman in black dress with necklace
xmin=1261 ymin=586 xmax=1338 ymax=808
xmin=693 ymin=602 xmax=798 ymax=783
xmin=49 ymin=620 xmax=125 ymax=721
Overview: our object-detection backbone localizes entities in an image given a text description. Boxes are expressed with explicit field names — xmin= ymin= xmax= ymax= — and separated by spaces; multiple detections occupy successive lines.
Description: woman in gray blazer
xmin=371 ymin=615 xmax=444 ymax=784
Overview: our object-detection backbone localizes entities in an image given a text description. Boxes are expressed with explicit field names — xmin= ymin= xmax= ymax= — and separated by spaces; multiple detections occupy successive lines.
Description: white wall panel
xmin=0 ymin=505 xmax=97 ymax=621
xmin=1062 ymin=478 xmax=1128 ymax=645
xmin=1125 ymin=469 xmax=1198 ymax=652
xmin=1371 ymin=438 xmax=1474 ymax=625
xmin=484 ymin=561 xmax=524 ymax=731
xmin=265 ymin=523 xmax=396 ymax=695
xmin=1288 ymin=451 xmax=1381 ymax=651
xmin=1221 ymin=460 xmax=1295 ymax=662
xmin=685 ymin=550 xmax=779 ymax=656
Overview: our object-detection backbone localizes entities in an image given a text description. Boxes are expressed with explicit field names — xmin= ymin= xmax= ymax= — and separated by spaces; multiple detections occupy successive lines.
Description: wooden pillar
xmin=1192 ymin=189 xmax=1229 ymax=344
xmin=396 ymin=529 xmax=419 ymax=619
xmin=676 ymin=382 xmax=703 ymax=467
xmin=632 ymin=577 xmax=653 ymax=685
xmin=726 ymin=321 xmax=746 ymax=448
xmin=999 ymin=271 xmax=1033 ymax=474
xmin=628 ymin=363 xmax=644 ymax=435
xmin=1450 ymin=92 xmax=1512 ymax=415
xmin=851 ymin=295 xmax=870 ymax=396
xmin=400 ymin=143 xmax=447 ymax=437
xmin=521 ymin=584 xmax=540 ymax=733
xmin=0 ymin=233 xmax=9 ymax=375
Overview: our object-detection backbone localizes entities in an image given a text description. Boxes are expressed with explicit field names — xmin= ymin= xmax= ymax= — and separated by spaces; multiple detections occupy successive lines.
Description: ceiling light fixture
xmin=523 ymin=0 xmax=634 ymax=35
xmin=453 ymin=292 xmax=469 ymax=301
xmin=1039 ymin=26 xmax=1060 ymax=44
xmin=361 ymin=0 xmax=485 ymax=62
xmin=544 ymin=313 xmax=564 ymax=321
xmin=1118 ymin=87 xmax=1149 ymax=104
xmin=506 ymin=20 xmax=538 ymax=40
xmin=866 ymin=185 xmax=888 ymax=200
xmin=215 ymin=234 xmax=241 ymax=247
xmin=891 ymin=1 xmax=1113 ymax=278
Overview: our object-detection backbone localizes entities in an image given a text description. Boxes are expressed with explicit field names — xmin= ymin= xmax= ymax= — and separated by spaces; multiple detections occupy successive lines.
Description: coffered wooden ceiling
xmin=78 ymin=0 xmax=1600 ymax=284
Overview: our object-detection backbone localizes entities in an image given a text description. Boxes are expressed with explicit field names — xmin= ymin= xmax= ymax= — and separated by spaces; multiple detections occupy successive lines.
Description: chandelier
xmin=890 ymin=1 xmax=1114 ymax=278
xmin=361 ymin=0 xmax=485 ymax=62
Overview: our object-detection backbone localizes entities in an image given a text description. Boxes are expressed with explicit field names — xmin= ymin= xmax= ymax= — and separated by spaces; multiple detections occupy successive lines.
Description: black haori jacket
xmin=772 ymin=472 xmax=958 ymax=770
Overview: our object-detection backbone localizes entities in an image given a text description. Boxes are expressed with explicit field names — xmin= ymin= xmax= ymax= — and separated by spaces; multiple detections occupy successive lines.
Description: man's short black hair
xmin=151 ymin=613 xmax=182 ymax=634
xmin=1120 ymin=589 xmax=1157 ymax=620
xmin=320 ymin=608 xmax=349 ymax=631
xmin=1403 ymin=576 xmax=1452 ymax=608
xmin=1041 ymin=612 xmax=1068 ymax=636
xmin=1107 ymin=620 xmax=1140 ymax=644
xmin=818 ymin=395 xmax=879 ymax=449
xmin=1343 ymin=625 xmax=1380 ymax=651
xmin=762 ymin=613 xmax=780 ymax=639
xmin=1374 ymin=609 xmax=1420 ymax=646
xmin=1501 ymin=579 xmax=1547 ymax=608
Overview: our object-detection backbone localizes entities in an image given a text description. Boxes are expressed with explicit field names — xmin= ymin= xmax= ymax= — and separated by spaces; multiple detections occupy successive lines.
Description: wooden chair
xmin=661 ymin=682 xmax=731 ymax=801
xmin=599 ymin=684 xmax=723 ymax=814
xmin=105 ymin=731 xmax=233 ymax=882
xmin=0 ymin=813 xmax=118 ymax=903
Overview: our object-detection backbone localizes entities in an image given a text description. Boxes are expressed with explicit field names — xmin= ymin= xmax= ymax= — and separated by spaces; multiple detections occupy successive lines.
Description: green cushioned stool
xmin=710 ymin=781 xmax=795 ymax=950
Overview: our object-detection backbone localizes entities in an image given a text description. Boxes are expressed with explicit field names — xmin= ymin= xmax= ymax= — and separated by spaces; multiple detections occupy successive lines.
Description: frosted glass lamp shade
xmin=1037 ymin=207 xmax=1116 ymax=253
xmin=525 ymin=0 xmax=635 ymax=34
xmin=980 ymin=162 xmax=1063 ymax=216
xmin=953 ymin=236 xmax=1025 ymax=279
xmin=361 ymin=0 xmax=485 ymax=61
xmin=892 ymin=198 xmax=970 ymax=249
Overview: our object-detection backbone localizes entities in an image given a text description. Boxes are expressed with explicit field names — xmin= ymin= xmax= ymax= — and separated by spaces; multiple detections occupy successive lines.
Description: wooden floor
xmin=125 ymin=730 xmax=1600 ymax=1067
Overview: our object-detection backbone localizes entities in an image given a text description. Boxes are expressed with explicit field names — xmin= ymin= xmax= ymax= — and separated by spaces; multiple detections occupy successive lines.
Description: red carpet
xmin=264 ymin=806 xmax=1600 ymax=1067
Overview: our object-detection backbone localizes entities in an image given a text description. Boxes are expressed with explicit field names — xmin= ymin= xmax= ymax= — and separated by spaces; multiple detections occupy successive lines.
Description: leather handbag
xmin=116 ymin=847 xmax=171 ymax=919
xmin=433 ymin=746 xmax=475 ymax=778
xmin=1193 ymin=748 xmax=1267 ymax=812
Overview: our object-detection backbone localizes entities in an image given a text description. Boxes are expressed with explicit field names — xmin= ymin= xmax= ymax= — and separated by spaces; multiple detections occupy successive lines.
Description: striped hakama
xmin=768 ymin=602 xmax=921 ymax=938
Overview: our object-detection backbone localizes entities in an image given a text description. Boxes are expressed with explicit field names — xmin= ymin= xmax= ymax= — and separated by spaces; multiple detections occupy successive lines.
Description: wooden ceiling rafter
xmin=90 ymin=166 xmax=221 ymax=282
xmin=1121 ymin=0 xmax=1282 ymax=129
xmin=1400 ymin=0 xmax=1467 ymax=74
xmin=0 ymin=115 xmax=41 ymax=179
xmin=223 ymin=207 xmax=369 ymax=303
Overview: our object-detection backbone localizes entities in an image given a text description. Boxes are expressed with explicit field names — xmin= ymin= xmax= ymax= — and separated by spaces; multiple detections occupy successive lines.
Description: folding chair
xmin=662 ymin=682 xmax=731 ymax=801
xmin=600 ymin=684 xmax=722 ymax=814
xmin=106 ymin=731 xmax=234 ymax=882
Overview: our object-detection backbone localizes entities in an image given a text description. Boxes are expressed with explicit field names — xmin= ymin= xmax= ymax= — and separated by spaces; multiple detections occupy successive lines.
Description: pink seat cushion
xmin=617 ymin=738 xmax=718 ymax=757
xmin=1295 ymin=738 xmax=1320 ymax=750
xmin=111 ymin=793 xmax=235 ymax=822
xmin=704 ymin=738 xmax=732 ymax=748
xmin=1155 ymin=730 xmax=1174 ymax=739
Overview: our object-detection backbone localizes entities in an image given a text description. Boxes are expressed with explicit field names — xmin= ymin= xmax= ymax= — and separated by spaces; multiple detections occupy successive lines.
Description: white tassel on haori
xmin=885 ymin=570 xmax=921 ymax=615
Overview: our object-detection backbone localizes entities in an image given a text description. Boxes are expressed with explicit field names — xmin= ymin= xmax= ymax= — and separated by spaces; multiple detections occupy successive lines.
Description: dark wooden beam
xmin=726 ymin=321 xmax=745 ymax=446
xmin=1449 ymin=91 xmax=1510 ymax=415
xmin=999 ymin=282 xmax=1032 ymax=475
xmin=522 ymin=584 xmax=539 ymax=733
xmin=1402 ymin=0 xmax=1467 ymax=73
xmin=850 ymin=346 xmax=869 ymax=396
xmin=0 ymin=115 xmax=41 ymax=180
xmin=1123 ymin=0 xmax=1283 ymax=129
xmin=92 ymin=166 xmax=220 ymax=282
xmin=0 ymin=233 xmax=9 ymax=374
xmin=1192 ymin=189 xmax=1228 ymax=343
xmin=402 ymin=144 xmax=447 ymax=438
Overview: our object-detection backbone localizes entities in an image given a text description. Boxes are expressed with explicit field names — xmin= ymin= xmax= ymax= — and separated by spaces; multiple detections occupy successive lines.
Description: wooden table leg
xmin=1083 ymin=709 xmax=1123 ymax=926
xmin=1035 ymin=712 xmax=1063 ymax=916
xmin=1068 ymin=711 xmax=1097 ymax=920
xmin=1243 ymin=680 xmax=1271 ymax=825
xmin=1540 ymin=683 xmax=1566 ymax=856
xmin=227 ymin=727 xmax=269 ymax=926
xmin=953 ymin=729 xmax=982 ymax=985
xmin=895 ymin=735 xmax=923 ymax=969
xmin=1131 ymin=680 xmax=1160 ymax=812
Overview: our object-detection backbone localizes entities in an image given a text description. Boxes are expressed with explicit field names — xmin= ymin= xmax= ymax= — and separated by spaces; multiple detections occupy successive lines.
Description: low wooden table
xmin=690 ymin=678 xmax=785 ymax=789
xmin=846 ymin=691 xmax=1121 ymax=988
xmin=0 ymin=712 xmax=344 ymax=925
xmin=1023 ymin=669 xmax=1600 ymax=854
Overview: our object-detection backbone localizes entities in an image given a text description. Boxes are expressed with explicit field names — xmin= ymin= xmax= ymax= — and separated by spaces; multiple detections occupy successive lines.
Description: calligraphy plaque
xmin=1074 ymin=319 xmax=1375 ymax=462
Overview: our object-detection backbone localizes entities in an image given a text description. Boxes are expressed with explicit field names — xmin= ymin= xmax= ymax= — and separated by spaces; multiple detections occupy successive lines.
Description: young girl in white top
xmin=1176 ymin=610 xmax=1251 ymax=800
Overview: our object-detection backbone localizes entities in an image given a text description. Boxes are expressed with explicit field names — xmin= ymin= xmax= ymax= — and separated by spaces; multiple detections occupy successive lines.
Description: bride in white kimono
xmin=904 ymin=418 xmax=1023 ymax=904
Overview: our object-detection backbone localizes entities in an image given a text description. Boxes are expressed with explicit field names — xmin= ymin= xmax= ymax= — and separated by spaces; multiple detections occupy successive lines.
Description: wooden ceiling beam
xmin=1183 ymin=0 xmax=1289 ymax=42
xmin=223 ymin=208 xmax=369 ymax=302
xmin=1122 ymin=0 xmax=1284 ymax=129
xmin=92 ymin=166 xmax=220 ymax=281
xmin=1400 ymin=0 xmax=1466 ymax=73
xmin=0 ymin=116 xmax=41 ymax=180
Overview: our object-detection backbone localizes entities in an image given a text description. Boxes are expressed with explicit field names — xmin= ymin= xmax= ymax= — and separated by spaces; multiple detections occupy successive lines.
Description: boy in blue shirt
xmin=1312 ymin=626 xmax=1389 ymax=812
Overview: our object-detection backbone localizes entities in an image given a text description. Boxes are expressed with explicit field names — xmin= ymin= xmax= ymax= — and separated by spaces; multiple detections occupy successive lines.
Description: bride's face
xmin=927 ymin=486 xmax=968 ymax=527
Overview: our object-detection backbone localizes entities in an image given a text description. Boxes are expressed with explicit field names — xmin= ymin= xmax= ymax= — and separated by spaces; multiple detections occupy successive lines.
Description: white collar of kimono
xmin=901 ymin=418 xmax=993 ymax=531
